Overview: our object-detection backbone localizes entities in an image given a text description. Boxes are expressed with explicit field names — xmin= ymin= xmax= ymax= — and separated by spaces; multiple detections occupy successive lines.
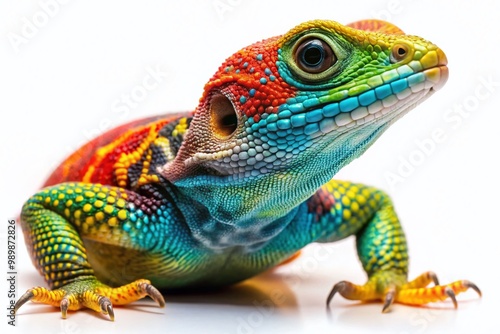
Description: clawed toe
xmin=444 ymin=287 xmax=457 ymax=309
xmin=462 ymin=280 xmax=481 ymax=297
xmin=326 ymin=272 xmax=481 ymax=312
xmin=98 ymin=296 xmax=114 ymax=321
xmin=60 ymin=298 xmax=69 ymax=319
xmin=15 ymin=278 xmax=165 ymax=321
xmin=326 ymin=281 xmax=360 ymax=307
xmin=382 ymin=287 xmax=396 ymax=313
xmin=397 ymin=279 xmax=481 ymax=307
xmin=138 ymin=281 xmax=166 ymax=308
xmin=15 ymin=289 xmax=36 ymax=314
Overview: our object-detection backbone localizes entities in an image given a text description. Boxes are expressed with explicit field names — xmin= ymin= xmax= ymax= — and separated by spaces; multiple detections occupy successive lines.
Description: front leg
xmin=309 ymin=180 xmax=480 ymax=312
xmin=15 ymin=182 xmax=167 ymax=320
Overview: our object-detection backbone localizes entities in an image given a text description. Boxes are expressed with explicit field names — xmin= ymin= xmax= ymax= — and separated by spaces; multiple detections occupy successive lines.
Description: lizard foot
xmin=326 ymin=271 xmax=481 ymax=312
xmin=15 ymin=277 xmax=165 ymax=321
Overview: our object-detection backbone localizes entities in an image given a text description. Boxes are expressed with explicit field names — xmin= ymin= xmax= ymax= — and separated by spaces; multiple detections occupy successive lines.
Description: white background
xmin=1 ymin=0 xmax=499 ymax=333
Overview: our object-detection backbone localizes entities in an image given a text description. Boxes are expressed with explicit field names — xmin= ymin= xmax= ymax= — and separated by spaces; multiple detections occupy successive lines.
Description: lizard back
xmin=43 ymin=113 xmax=192 ymax=189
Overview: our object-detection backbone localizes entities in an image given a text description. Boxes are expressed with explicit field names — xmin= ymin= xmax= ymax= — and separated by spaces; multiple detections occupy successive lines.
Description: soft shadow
xmin=165 ymin=270 xmax=298 ymax=308
xmin=16 ymin=268 xmax=299 ymax=319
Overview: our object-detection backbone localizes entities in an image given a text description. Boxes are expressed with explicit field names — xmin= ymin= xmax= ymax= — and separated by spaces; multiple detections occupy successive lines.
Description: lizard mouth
xmin=282 ymin=63 xmax=449 ymax=186
xmin=274 ymin=62 xmax=449 ymax=141
xmin=425 ymin=65 xmax=449 ymax=92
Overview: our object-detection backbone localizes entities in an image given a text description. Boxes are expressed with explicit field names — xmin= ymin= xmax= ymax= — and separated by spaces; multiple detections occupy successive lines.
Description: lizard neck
xmin=173 ymin=187 xmax=301 ymax=251
xmin=170 ymin=119 xmax=386 ymax=228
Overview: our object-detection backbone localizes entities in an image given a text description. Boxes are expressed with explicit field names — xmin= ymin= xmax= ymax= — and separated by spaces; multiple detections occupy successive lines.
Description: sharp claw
xmin=107 ymin=304 xmax=115 ymax=321
xmin=382 ymin=287 xmax=396 ymax=313
xmin=445 ymin=287 xmax=458 ymax=309
xmin=14 ymin=289 xmax=35 ymax=313
xmin=428 ymin=271 xmax=440 ymax=286
xmin=60 ymin=298 xmax=69 ymax=319
xmin=326 ymin=281 xmax=345 ymax=307
xmin=141 ymin=282 xmax=166 ymax=308
xmin=463 ymin=280 xmax=482 ymax=297
xmin=99 ymin=296 xmax=114 ymax=321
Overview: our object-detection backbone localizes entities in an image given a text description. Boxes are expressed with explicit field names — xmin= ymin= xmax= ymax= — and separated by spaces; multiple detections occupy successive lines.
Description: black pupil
xmin=301 ymin=42 xmax=324 ymax=67
xmin=398 ymin=47 xmax=406 ymax=55
xmin=221 ymin=114 xmax=237 ymax=128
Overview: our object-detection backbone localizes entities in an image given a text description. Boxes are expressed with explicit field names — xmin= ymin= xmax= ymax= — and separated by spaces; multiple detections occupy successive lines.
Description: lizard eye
xmin=294 ymin=38 xmax=337 ymax=74
xmin=210 ymin=93 xmax=238 ymax=139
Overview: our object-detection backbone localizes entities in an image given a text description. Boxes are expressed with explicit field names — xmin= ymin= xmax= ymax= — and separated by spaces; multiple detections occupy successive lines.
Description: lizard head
xmin=162 ymin=19 xmax=448 ymax=223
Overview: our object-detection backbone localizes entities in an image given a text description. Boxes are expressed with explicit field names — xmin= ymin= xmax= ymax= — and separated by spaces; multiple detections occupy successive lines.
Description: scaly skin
xmin=16 ymin=19 xmax=480 ymax=320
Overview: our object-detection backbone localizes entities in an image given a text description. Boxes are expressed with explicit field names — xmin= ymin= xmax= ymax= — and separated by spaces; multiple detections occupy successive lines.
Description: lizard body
xmin=16 ymin=19 xmax=479 ymax=320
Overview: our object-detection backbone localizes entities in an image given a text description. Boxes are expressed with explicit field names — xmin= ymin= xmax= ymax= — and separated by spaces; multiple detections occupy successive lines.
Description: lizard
xmin=15 ymin=18 xmax=481 ymax=321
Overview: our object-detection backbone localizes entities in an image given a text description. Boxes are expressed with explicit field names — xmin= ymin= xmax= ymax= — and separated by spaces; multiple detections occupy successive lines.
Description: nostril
xmin=390 ymin=43 xmax=410 ymax=63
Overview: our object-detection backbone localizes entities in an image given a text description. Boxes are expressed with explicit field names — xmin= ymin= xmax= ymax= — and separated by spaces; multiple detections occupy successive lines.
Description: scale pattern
xmin=15 ymin=19 xmax=480 ymax=320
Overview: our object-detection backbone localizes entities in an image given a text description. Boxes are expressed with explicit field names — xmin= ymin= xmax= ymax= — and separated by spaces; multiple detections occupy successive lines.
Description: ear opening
xmin=210 ymin=94 xmax=238 ymax=139
xmin=161 ymin=93 xmax=240 ymax=183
